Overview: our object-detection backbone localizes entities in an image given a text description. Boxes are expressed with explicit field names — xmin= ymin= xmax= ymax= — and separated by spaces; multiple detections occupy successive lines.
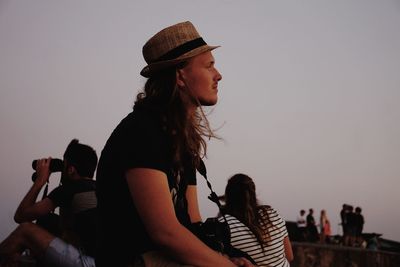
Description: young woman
xmin=221 ymin=173 xmax=294 ymax=267
xmin=319 ymin=209 xmax=331 ymax=243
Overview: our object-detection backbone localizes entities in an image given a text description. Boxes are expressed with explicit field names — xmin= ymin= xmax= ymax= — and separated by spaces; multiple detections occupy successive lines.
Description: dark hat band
xmin=157 ymin=37 xmax=207 ymax=62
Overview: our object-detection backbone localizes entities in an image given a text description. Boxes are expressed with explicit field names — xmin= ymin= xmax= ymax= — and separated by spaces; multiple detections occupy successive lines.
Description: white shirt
xmin=296 ymin=214 xmax=306 ymax=228
xmin=219 ymin=206 xmax=290 ymax=267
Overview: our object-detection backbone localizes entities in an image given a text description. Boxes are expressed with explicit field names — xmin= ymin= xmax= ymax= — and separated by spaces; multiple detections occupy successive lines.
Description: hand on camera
xmin=35 ymin=157 xmax=52 ymax=186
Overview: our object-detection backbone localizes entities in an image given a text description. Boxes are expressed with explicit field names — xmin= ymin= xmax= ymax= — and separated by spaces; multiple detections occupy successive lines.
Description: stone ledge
xmin=291 ymin=242 xmax=400 ymax=267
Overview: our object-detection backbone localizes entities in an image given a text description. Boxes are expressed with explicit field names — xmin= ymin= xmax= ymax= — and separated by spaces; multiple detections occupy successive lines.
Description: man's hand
xmin=14 ymin=157 xmax=55 ymax=223
xmin=230 ymin=257 xmax=256 ymax=267
xmin=34 ymin=157 xmax=52 ymax=187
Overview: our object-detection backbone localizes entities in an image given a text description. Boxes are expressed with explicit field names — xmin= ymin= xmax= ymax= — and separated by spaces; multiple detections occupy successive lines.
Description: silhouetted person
xmin=354 ymin=206 xmax=365 ymax=246
xmin=95 ymin=21 xmax=253 ymax=267
xmin=340 ymin=204 xmax=348 ymax=238
xmin=344 ymin=205 xmax=356 ymax=246
xmin=306 ymin=208 xmax=319 ymax=242
xmin=296 ymin=209 xmax=307 ymax=241
xmin=319 ymin=209 xmax=331 ymax=243
xmin=0 ymin=139 xmax=98 ymax=267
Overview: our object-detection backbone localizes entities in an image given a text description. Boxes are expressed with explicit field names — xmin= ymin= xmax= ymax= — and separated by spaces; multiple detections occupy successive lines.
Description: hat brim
xmin=140 ymin=45 xmax=220 ymax=78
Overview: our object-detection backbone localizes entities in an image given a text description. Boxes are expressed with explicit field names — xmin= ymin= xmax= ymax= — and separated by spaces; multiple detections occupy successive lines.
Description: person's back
xmin=54 ymin=178 xmax=97 ymax=256
xmin=220 ymin=173 xmax=293 ymax=267
xmin=96 ymin=109 xmax=181 ymax=264
xmin=222 ymin=206 xmax=290 ymax=267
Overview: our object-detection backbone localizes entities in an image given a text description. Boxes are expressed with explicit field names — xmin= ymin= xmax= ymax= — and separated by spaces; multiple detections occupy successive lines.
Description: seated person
xmin=0 ymin=139 xmax=98 ymax=267
xmin=220 ymin=173 xmax=294 ymax=267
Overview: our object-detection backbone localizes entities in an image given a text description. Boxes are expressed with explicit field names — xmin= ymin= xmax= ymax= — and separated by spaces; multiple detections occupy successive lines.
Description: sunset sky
xmin=1 ymin=0 xmax=399 ymax=242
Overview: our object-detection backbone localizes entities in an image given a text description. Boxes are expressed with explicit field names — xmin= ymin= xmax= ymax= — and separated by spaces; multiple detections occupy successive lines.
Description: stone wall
xmin=291 ymin=242 xmax=400 ymax=267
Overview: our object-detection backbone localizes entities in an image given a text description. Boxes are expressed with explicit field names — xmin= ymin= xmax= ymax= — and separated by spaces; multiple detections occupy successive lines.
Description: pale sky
xmin=1 ymin=0 xmax=399 ymax=243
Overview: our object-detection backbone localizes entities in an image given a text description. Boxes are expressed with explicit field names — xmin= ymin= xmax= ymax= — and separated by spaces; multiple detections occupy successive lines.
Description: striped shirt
xmin=219 ymin=206 xmax=290 ymax=267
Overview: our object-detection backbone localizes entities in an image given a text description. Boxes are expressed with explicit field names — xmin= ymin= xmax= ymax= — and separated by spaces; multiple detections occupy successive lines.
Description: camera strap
xmin=197 ymin=160 xmax=257 ymax=265
xmin=197 ymin=159 xmax=228 ymax=224
xmin=42 ymin=183 xmax=49 ymax=199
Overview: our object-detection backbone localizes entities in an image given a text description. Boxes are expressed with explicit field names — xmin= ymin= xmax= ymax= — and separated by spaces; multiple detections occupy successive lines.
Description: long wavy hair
xmin=134 ymin=64 xmax=217 ymax=170
xmin=224 ymin=174 xmax=271 ymax=246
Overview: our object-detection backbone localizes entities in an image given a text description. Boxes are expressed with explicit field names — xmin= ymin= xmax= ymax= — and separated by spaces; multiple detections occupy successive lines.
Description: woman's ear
xmin=176 ymin=69 xmax=186 ymax=87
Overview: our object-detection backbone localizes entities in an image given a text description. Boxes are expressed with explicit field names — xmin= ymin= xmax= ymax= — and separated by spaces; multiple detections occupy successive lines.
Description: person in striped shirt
xmin=219 ymin=173 xmax=294 ymax=267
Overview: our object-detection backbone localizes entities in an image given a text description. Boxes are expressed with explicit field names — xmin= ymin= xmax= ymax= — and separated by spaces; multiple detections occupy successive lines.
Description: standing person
xmin=319 ymin=209 xmax=331 ymax=243
xmin=340 ymin=204 xmax=348 ymax=238
xmin=344 ymin=205 xmax=356 ymax=246
xmin=0 ymin=139 xmax=98 ymax=267
xmin=306 ymin=209 xmax=319 ymax=242
xmin=220 ymin=173 xmax=293 ymax=267
xmin=296 ymin=209 xmax=307 ymax=241
xmin=95 ymin=21 xmax=253 ymax=267
xmin=354 ymin=206 xmax=365 ymax=246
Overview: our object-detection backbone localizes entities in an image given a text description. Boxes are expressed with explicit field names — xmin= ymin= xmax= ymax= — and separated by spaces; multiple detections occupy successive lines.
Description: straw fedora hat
xmin=140 ymin=21 xmax=219 ymax=77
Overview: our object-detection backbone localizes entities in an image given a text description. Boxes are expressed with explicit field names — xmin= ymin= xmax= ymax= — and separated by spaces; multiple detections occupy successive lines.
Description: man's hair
xmin=63 ymin=139 xmax=98 ymax=178
xmin=134 ymin=65 xmax=217 ymax=170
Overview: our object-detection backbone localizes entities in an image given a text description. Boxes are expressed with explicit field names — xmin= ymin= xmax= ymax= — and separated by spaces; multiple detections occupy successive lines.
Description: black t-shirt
xmin=306 ymin=214 xmax=315 ymax=226
xmin=47 ymin=179 xmax=97 ymax=256
xmin=95 ymin=108 xmax=196 ymax=266
xmin=353 ymin=213 xmax=364 ymax=233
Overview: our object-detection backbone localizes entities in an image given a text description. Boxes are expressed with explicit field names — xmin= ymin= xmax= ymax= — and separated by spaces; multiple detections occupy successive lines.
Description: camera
xmin=31 ymin=158 xmax=64 ymax=182
xmin=190 ymin=217 xmax=256 ymax=264
xmin=190 ymin=217 xmax=230 ymax=253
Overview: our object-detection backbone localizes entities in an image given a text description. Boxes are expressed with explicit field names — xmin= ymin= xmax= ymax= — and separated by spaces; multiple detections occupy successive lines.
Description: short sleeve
xmin=47 ymin=185 xmax=68 ymax=207
xmin=185 ymin=162 xmax=197 ymax=185
xmin=117 ymin=111 xmax=171 ymax=175
xmin=260 ymin=206 xmax=288 ymax=239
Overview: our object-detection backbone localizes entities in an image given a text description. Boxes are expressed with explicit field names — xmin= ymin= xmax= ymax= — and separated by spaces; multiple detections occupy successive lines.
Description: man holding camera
xmin=0 ymin=139 xmax=98 ymax=267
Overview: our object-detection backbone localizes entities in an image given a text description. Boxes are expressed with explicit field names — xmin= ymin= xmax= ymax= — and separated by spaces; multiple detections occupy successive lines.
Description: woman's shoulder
xmin=258 ymin=205 xmax=285 ymax=223
xmin=258 ymin=205 xmax=274 ymax=214
xmin=219 ymin=214 xmax=241 ymax=224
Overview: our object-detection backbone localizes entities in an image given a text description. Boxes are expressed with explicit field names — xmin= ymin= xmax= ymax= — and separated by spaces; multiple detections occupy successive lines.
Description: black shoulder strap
xmin=42 ymin=183 xmax=49 ymax=199
xmin=197 ymin=160 xmax=222 ymax=208
xmin=197 ymin=159 xmax=229 ymax=226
